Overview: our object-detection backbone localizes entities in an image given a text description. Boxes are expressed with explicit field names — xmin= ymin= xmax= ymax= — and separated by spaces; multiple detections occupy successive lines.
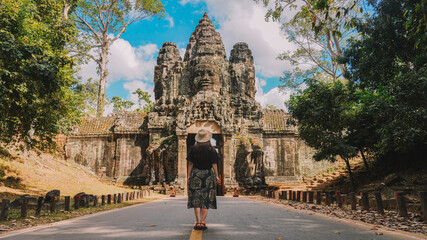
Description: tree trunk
xmin=63 ymin=1 xmax=71 ymax=20
xmin=343 ymin=157 xmax=356 ymax=191
xmin=360 ymin=148 xmax=369 ymax=169
xmin=332 ymin=31 xmax=348 ymax=77
xmin=96 ymin=45 xmax=109 ymax=117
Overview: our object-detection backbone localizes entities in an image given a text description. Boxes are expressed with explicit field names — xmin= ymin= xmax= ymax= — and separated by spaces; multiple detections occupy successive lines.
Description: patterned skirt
xmin=188 ymin=168 xmax=217 ymax=209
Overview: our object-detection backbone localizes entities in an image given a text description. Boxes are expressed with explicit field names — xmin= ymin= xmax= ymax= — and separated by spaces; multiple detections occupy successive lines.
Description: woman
xmin=187 ymin=129 xmax=220 ymax=230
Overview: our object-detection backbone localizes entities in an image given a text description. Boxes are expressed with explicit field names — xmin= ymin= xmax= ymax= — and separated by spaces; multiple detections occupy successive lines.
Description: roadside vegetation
xmin=0 ymin=0 xmax=163 ymax=151
xmin=258 ymin=0 xmax=426 ymax=190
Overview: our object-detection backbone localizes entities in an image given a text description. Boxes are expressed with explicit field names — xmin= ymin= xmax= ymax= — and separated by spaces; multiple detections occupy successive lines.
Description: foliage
xmin=288 ymin=0 xmax=426 ymax=177
xmin=265 ymin=104 xmax=277 ymax=110
xmin=287 ymin=80 xmax=358 ymax=162
xmin=72 ymin=78 xmax=102 ymax=116
xmin=235 ymin=136 xmax=263 ymax=150
xmin=110 ymin=96 xmax=134 ymax=113
xmin=256 ymin=0 xmax=365 ymax=88
xmin=146 ymin=135 xmax=175 ymax=154
xmin=287 ymin=79 xmax=358 ymax=189
xmin=133 ymin=88 xmax=154 ymax=113
xmin=403 ymin=0 xmax=427 ymax=50
xmin=0 ymin=0 xmax=81 ymax=147
xmin=344 ymin=0 xmax=427 ymax=165
xmin=69 ymin=0 xmax=165 ymax=116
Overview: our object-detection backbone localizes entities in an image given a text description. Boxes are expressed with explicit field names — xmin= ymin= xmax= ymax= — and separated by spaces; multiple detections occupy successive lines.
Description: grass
xmin=0 ymin=146 xmax=135 ymax=200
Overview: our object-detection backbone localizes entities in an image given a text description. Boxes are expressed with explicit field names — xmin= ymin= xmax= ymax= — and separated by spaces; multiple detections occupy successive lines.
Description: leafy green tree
xmin=257 ymin=0 xmax=364 ymax=88
xmin=265 ymin=104 xmax=277 ymax=110
xmin=133 ymin=88 xmax=154 ymax=113
xmin=0 ymin=0 xmax=81 ymax=148
xmin=111 ymin=96 xmax=134 ymax=113
xmin=344 ymin=0 xmax=427 ymax=167
xmin=72 ymin=78 xmax=103 ymax=116
xmin=404 ymin=0 xmax=427 ymax=50
xmin=68 ymin=0 xmax=165 ymax=116
xmin=287 ymin=80 xmax=358 ymax=190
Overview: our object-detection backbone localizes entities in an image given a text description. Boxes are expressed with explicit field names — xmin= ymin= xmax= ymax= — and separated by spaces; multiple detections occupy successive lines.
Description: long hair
xmin=192 ymin=141 xmax=215 ymax=161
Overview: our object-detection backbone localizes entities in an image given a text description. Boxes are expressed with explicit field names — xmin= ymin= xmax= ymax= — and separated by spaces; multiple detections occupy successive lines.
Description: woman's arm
xmin=187 ymin=161 xmax=193 ymax=182
xmin=212 ymin=163 xmax=219 ymax=182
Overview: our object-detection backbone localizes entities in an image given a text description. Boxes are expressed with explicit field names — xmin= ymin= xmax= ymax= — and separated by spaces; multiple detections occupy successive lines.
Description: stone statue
xmin=193 ymin=60 xmax=220 ymax=93
xmin=230 ymin=42 xmax=256 ymax=99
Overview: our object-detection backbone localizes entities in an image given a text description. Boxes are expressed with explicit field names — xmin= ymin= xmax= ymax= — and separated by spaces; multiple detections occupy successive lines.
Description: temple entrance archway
xmin=186 ymin=121 xmax=224 ymax=196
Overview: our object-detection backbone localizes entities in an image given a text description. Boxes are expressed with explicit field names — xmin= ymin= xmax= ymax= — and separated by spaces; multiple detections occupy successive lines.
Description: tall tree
xmin=133 ymin=88 xmax=154 ymax=113
xmin=257 ymin=0 xmax=363 ymax=88
xmin=0 ymin=0 xmax=81 ymax=148
xmin=69 ymin=0 xmax=165 ymax=116
xmin=287 ymin=80 xmax=359 ymax=190
xmin=73 ymin=78 xmax=100 ymax=116
xmin=110 ymin=96 xmax=134 ymax=113
xmin=344 ymin=0 xmax=427 ymax=166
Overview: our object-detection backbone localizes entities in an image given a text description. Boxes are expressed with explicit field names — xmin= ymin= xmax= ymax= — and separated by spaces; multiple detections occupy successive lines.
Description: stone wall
xmin=262 ymin=134 xmax=334 ymax=183
xmin=297 ymin=140 xmax=333 ymax=177
xmin=65 ymin=136 xmax=115 ymax=178
xmin=114 ymin=134 xmax=149 ymax=181
xmin=263 ymin=134 xmax=299 ymax=183
xmin=65 ymin=134 xmax=149 ymax=182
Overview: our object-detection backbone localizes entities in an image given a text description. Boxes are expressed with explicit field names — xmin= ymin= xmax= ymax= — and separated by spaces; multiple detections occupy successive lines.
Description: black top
xmin=187 ymin=142 xmax=220 ymax=170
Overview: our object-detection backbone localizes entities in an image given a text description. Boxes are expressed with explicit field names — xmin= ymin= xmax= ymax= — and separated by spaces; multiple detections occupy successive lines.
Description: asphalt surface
xmin=0 ymin=197 xmax=419 ymax=240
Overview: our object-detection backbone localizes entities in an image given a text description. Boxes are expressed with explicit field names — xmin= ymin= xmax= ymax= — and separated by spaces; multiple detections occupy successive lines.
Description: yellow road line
xmin=189 ymin=228 xmax=203 ymax=240
xmin=189 ymin=222 xmax=203 ymax=240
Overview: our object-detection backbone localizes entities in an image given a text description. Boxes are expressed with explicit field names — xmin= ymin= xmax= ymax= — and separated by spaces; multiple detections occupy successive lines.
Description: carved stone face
xmin=193 ymin=63 xmax=220 ymax=92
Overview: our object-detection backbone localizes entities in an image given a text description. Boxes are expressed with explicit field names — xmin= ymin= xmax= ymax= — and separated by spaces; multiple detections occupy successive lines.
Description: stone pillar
xmin=176 ymin=134 xmax=188 ymax=187
xmin=222 ymin=134 xmax=235 ymax=186
xmin=113 ymin=137 xmax=123 ymax=178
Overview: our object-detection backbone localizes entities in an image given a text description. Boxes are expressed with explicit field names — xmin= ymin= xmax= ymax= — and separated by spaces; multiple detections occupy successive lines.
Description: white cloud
xmin=179 ymin=48 xmax=186 ymax=59
xmin=165 ymin=14 xmax=175 ymax=28
xmin=77 ymin=39 xmax=159 ymax=116
xmin=179 ymin=0 xmax=193 ymax=5
xmin=104 ymin=103 xmax=114 ymax=116
xmin=181 ymin=0 xmax=298 ymax=78
xmin=123 ymin=80 xmax=155 ymax=105
xmin=255 ymin=77 xmax=291 ymax=110
xmin=78 ymin=39 xmax=158 ymax=84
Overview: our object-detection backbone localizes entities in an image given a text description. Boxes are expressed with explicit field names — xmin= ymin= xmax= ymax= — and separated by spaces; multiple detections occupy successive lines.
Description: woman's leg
xmin=201 ymin=208 xmax=208 ymax=224
xmin=194 ymin=208 xmax=201 ymax=223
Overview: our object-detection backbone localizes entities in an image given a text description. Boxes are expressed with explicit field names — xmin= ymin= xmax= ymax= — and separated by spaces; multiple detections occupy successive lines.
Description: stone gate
xmin=65 ymin=13 xmax=332 ymax=193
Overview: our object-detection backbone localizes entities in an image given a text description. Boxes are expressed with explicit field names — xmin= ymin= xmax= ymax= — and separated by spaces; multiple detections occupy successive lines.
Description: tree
xmin=133 ymin=88 xmax=154 ymax=113
xmin=0 ymin=0 xmax=81 ymax=148
xmin=257 ymin=0 xmax=363 ymax=88
xmin=73 ymin=78 xmax=100 ymax=116
xmin=344 ymin=0 xmax=427 ymax=167
xmin=69 ymin=0 xmax=165 ymax=116
xmin=265 ymin=104 xmax=277 ymax=110
xmin=287 ymin=80 xmax=358 ymax=190
xmin=111 ymin=96 xmax=134 ymax=113
xmin=404 ymin=0 xmax=427 ymax=50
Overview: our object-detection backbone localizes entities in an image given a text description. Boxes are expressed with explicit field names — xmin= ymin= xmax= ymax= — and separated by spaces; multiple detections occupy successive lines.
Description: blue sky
xmin=78 ymin=0 xmax=298 ymax=114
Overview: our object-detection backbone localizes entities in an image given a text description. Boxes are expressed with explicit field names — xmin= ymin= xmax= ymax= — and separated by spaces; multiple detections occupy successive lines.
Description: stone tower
xmin=150 ymin=13 xmax=262 ymax=134
xmin=149 ymin=13 xmax=264 ymax=191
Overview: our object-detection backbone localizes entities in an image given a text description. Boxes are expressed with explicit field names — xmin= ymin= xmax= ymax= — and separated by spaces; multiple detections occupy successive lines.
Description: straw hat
xmin=195 ymin=129 xmax=212 ymax=143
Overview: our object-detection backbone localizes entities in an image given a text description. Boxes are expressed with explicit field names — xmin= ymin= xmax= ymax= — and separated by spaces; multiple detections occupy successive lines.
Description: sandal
xmin=194 ymin=223 xmax=202 ymax=230
xmin=200 ymin=223 xmax=207 ymax=230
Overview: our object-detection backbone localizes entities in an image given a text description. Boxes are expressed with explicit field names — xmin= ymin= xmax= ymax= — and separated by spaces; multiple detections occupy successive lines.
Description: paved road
xmin=0 ymin=197 xmax=419 ymax=240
